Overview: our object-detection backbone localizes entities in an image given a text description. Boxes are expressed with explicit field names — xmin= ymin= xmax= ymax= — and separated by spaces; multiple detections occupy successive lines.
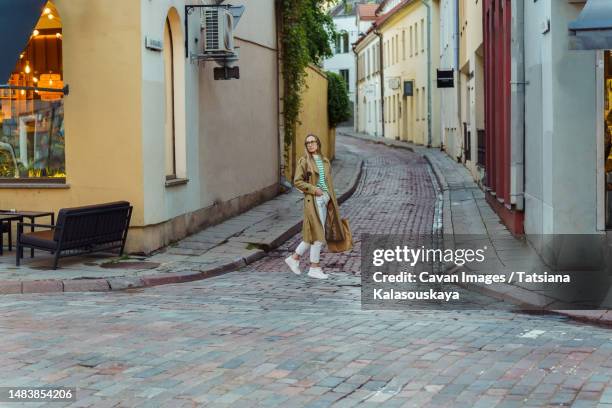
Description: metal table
xmin=0 ymin=213 xmax=23 ymax=255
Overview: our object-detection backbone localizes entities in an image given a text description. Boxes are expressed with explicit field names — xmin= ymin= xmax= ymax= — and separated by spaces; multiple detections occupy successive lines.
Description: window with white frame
xmin=335 ymin=30 xmax=349 ymax=54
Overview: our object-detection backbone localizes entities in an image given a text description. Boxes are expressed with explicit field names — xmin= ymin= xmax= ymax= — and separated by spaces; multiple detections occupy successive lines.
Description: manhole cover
xmin=100 ymin=262 xmax=160 ymax=270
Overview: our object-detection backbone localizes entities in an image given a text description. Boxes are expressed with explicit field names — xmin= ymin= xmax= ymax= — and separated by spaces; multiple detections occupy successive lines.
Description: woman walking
xmin=285 ymin=134 xmax=345 ymax=279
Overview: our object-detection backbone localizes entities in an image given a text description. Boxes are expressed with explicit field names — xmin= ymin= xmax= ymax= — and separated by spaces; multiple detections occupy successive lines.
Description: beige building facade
xmin=458 ymin=0 xmax=485 ymax=182
xmin=0 ymin=0 xmax=283 ymax=253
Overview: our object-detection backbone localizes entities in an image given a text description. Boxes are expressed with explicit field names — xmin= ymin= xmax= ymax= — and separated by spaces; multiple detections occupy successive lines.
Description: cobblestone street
xmin=1 ymin=137 xmax=612 ymax=407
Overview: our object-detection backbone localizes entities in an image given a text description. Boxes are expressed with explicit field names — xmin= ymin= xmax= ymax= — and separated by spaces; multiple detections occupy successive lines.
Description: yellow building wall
xmin=459 ymin=0 xmax=485 ymax=179
xmin=0 ymin=1 xmax=144 ymax=245
xmin=460 ymin=0 xmax=483 ymax=69
xmin=380 ymin=1 xmax=440 ymax=146
xmin=285 ymin=64 xmax=332 ymax=181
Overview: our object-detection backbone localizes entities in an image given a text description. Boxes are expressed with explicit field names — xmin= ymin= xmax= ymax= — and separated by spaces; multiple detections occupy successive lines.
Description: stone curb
xmin=341 ymin=128 xmax=612 ymax=327
xmin=1 ymin=154 xmax=365 ymax=296
xmin=453 ymin=275 xmax=612 ymax=328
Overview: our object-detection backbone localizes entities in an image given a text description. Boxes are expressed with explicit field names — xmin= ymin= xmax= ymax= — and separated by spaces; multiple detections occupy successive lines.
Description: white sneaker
xmin=307 ymin=267 xmax=328 ymax=279
xmin=285 ymin=256 xmax=301 ymax=275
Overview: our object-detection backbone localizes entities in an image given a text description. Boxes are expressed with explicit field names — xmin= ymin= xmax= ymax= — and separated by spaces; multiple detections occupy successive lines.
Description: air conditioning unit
xmin=201 ymin=8 xmax=235 ymax=54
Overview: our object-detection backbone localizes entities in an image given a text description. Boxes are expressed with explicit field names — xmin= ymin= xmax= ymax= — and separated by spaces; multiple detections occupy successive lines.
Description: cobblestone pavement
xmin=1 ymin=137 xmax=612 ymax=408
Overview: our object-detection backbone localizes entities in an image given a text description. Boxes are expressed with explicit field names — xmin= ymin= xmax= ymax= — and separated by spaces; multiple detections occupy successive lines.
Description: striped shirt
xmin=313 ymin=155 xmax=328 ymax=192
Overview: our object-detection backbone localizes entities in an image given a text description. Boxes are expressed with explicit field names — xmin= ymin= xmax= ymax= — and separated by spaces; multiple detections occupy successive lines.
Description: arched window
xmin=0 ymin=1 xmax=65 ymax=181
xmin=163 ymin=17 xmax=176 ymax=179
xmin=163 ymin=8 xmax=186 ymax=181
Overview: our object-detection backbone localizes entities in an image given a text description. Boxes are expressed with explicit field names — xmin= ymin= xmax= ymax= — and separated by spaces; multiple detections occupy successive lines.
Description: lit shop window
xmin=0 ymin=2 xmax=65 ymax=182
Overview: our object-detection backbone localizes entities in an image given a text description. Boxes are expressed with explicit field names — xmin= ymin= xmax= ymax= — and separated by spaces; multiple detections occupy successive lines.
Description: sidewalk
xmin=0 ymin=140 xmax=364 ymax=295
xmin=337 ymin=127 xmax=612 ymax=327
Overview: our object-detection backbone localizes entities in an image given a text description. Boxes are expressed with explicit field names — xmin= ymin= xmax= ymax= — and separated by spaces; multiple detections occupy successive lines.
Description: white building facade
xmin=138 ymin=0 xmax=281 ymax=251
xmin=518 ymin=0 xmax=601 ymax=236
xmin=323 ymin=2 xmax=361 ymax=114
xmin=355 ymin=30 xmax=382 ymax=137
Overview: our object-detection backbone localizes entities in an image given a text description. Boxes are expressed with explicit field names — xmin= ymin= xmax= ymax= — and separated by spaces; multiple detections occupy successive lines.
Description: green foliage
xmin=280 ymin=0 xmax=336 ymax=149
xmin=326 ymin=71 xmax=351 ymax=128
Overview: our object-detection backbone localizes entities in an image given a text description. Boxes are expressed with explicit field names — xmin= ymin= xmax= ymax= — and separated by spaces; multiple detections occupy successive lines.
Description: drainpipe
xmin=375 ymin=29 xmax=385 ymax=138
xmin=455 ymin=0 xmax=461 ymax=156
xmin=510 ymin=0 xmax=525 ymax=210
xmin=422 ymin=0 xmax=432 ymax=147
xmin=275 ymin=0 xmax=290 ymax=191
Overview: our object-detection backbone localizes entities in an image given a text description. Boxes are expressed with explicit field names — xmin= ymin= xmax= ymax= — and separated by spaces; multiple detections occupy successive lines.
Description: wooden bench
xmin=16 ymin=201 xmax=133 ymax=269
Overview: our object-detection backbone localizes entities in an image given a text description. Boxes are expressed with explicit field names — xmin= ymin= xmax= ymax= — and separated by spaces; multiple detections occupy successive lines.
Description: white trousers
xmin=296 ymin=192 xmax=330 ymax=263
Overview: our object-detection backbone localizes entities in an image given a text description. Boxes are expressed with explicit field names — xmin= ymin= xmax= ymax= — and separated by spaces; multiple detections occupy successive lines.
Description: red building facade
xmin=483 ymin=0 xmax=524 ymax=234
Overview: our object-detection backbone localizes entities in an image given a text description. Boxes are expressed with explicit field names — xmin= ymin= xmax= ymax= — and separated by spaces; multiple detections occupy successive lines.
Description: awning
xmin=569 ymin=0 xmax=612 ymax=50
xmin=0 ymin=0 xmax=47 ymax=83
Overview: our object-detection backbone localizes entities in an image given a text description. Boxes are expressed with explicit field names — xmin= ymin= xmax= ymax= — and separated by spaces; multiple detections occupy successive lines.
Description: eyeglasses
xmin=305 ymin=140 xmax=318 ymax=145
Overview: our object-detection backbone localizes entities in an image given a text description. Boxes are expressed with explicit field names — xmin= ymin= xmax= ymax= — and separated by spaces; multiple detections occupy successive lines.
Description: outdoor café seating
xmin=13 ymin=201 xmax=132 ymax=269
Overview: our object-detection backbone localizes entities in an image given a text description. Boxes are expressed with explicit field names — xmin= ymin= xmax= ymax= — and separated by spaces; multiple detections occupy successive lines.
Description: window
xmin=416 ymin=89 xmax=420 ymax=121
xmin=415 ymin=24 xmax=418 ymax=55
xmin=335 ymin=31 xmax=349 ymax=54
xmin=386 ymin=97 xmax=389 ymax=122
xmin=385 ymin=96 xmax=390 ymax=123
xmin=402 ymin=30 xmax=406 ymax=60
xmin=164 ymin=17 xmax=177 ymax=179
xmin=0 ymin=1 xmax=65 ymax=182
xmin=396 ymin=96 xmax=400 ymax=123
xmin=421 ymin=19 xmax=425 ymax=52
xmin=371 ymin=47 xmax=375 ymax=74
xmin=383 ymin=42 xmax=386 ymax=68
xmin=366 ymin=49 xmax=370 ymax=77
xmin=340 ymin=69 xmax=350 ymax=91
xmin=410 ymin=26 xmax=413 ymax=56
xmin=384 ymin=97 xmax=387 ymax=123
xmin=391 ymin=37 xmax=395 ymax=66
xmin=372 ymin=45 xmax=376 ymax=73
xmin=361 ymin=55 xmax=365 ymax=80
xmin=386 ymin=41 xmax=390 ymax=67
xmin=422 ymin=87 xmax=426 ymax=120
xmin=395 ymin=34 xmax=399 ymax=63
xmin=374 ymin=99 xmax=378 ymax=125
xmin=164 ymin=7 xmax=186 ymax=182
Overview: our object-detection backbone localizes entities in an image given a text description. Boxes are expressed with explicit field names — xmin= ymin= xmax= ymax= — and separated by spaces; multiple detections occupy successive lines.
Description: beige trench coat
xmin=294 ymin=154 xmax=344 ymax=244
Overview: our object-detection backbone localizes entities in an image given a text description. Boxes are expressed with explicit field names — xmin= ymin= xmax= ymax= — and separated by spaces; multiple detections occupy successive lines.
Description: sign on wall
xmin=437 ymin=69 xmax=454 ymax=88
xmin=145 ymin=37 xmax=163 ymax=52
